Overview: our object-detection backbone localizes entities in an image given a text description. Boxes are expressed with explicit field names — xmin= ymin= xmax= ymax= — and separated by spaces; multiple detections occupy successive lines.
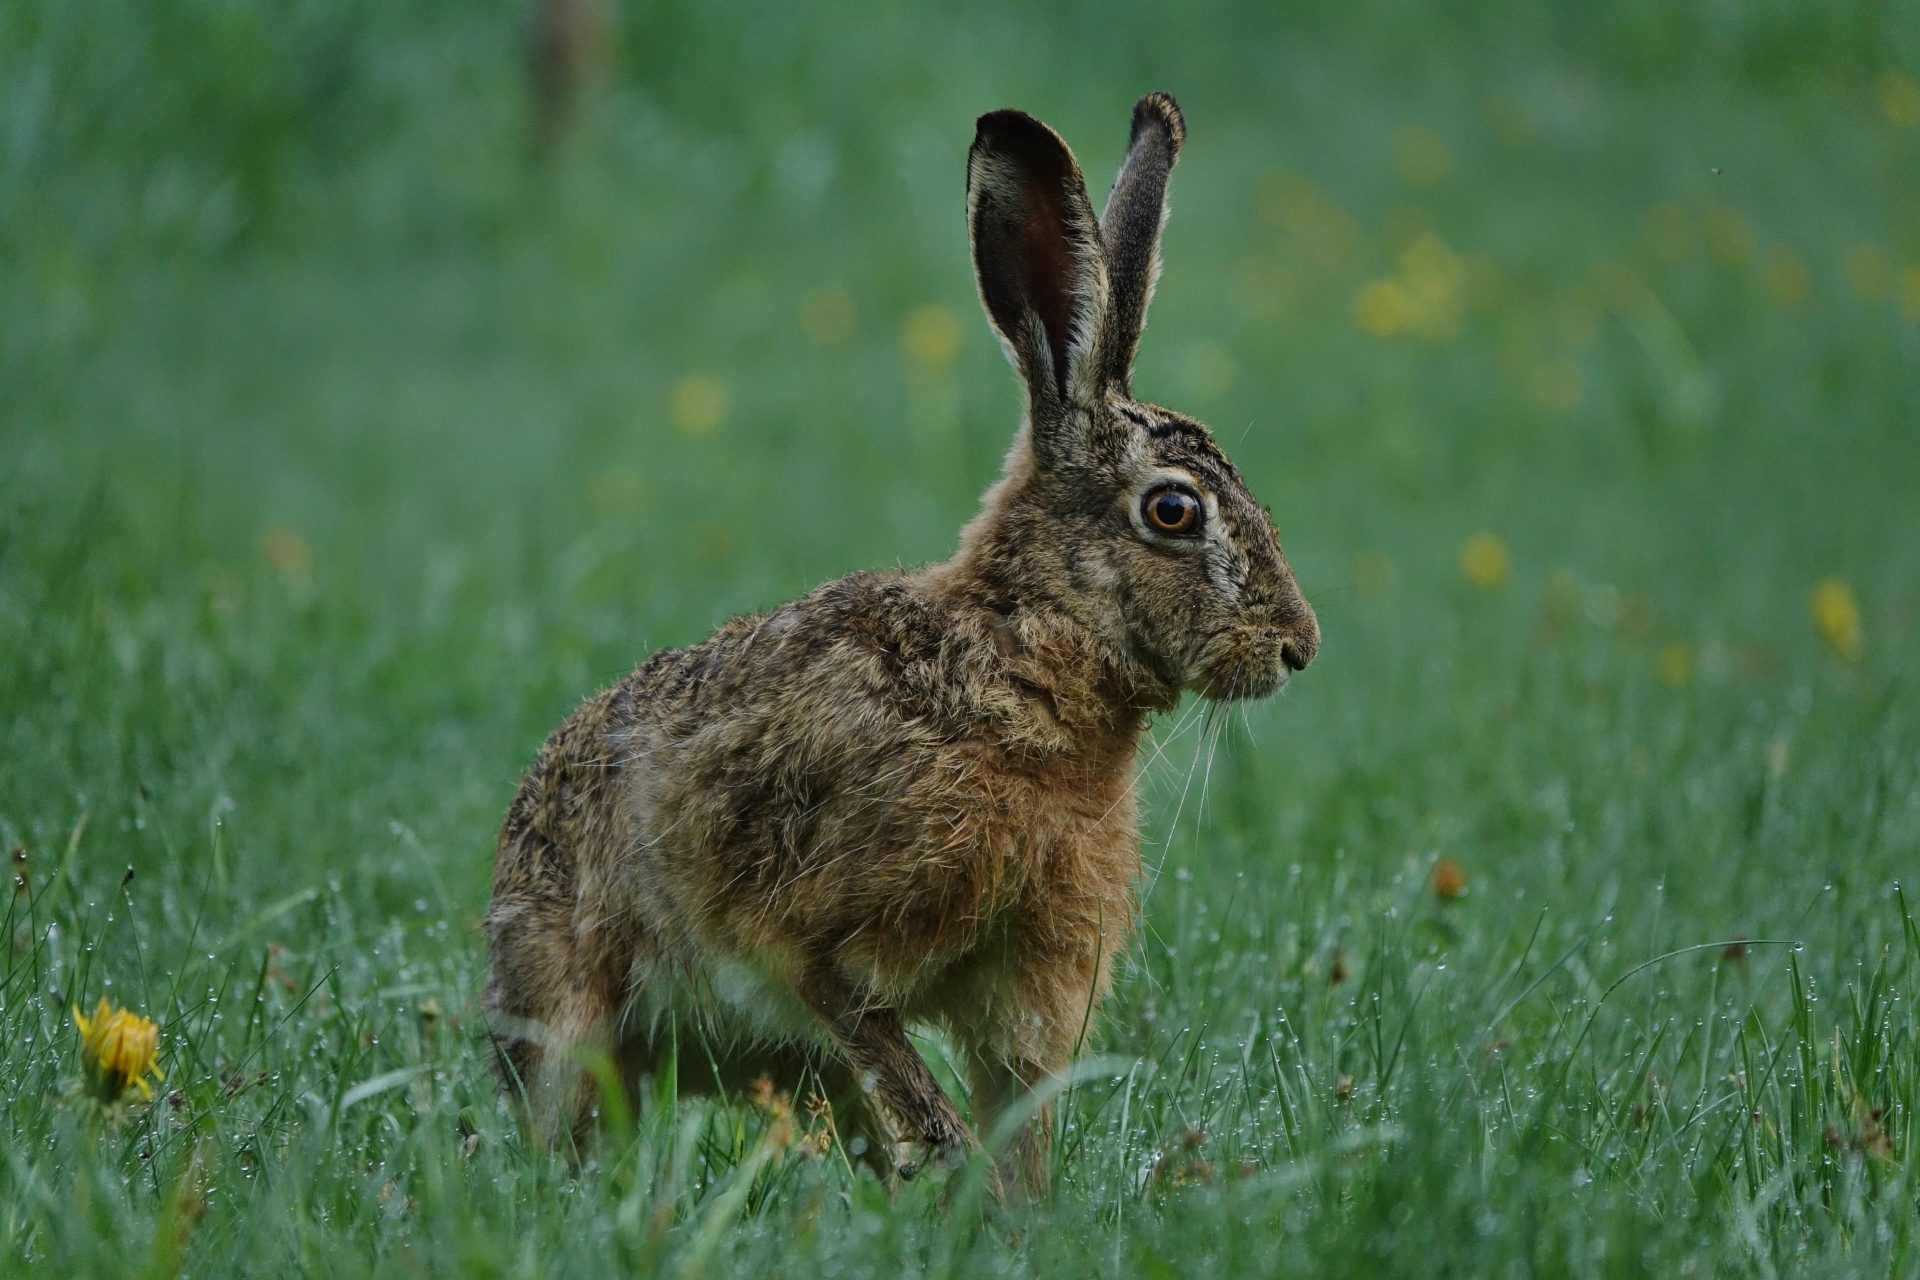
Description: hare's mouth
xmin=1191 ymin=627 xmax=1292 ymax=702
xmin=1198 ymin=665 xmax=1287 ymax=703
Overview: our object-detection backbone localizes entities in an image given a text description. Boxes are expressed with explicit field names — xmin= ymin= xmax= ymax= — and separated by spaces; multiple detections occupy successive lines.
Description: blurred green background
xmin=4 ymin=1 xmax=1919 ymax=1274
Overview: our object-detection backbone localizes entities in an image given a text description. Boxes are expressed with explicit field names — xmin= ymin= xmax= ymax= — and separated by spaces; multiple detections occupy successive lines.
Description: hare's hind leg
xmin=963 ymin=1042 xmax=1063 ymax=1195
xmin=959 ymin=960 xmax=1096 ymax=1195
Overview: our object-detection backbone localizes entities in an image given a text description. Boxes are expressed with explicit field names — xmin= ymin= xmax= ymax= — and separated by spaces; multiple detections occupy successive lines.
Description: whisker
xmin=1139 ymin=696 xmax=1217 ymax=907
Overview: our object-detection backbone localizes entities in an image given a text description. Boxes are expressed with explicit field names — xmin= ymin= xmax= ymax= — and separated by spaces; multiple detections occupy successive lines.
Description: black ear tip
xmin=975 ymin=108 xmax=1052 ymax=148
xmin=1131 ymin=91 xmax=1186 ymax=153
xmin=971 ymin=109 xmax=1077 ymax=180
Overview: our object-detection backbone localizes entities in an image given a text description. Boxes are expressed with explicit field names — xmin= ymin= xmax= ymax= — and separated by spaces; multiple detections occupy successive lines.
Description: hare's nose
xmin=1278 ymin=608 xmax=1319 ymax=673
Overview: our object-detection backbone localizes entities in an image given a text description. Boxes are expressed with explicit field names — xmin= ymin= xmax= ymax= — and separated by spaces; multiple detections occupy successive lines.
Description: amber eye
xmin=1142 ymin=486 xmax=1203 ymax=536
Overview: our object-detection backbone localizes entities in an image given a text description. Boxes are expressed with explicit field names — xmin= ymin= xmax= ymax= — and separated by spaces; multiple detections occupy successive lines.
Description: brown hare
xmin=485 ymin=91 xmax=1319 ymax=1191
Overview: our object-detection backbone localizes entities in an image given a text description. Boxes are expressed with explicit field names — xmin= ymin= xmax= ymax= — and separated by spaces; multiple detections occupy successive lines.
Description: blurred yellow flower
xmin=1393 ymin=125 xmax=1454 ymax=188
xmin=1400 ymin=235 xmax=1465 ymax=326
xmin=73 ymin=998 xmax=163 ymax=1104
xmin=1810 ymin=579 xmax=1862 ymax=661
xmin=1353 ymin=279 xmax=1414 ymax=336
xmin=799 ymin=288 xmax=856 ymax=345
xmin=672 ymin=374 xmax=728 ymax=435
xmin=1460 ymin=533 xmax=1510 ymax=589
xmin=900 ymin=304 xmax=961 ymax=368
xmin=1762 ymin=247 xmax=1809 ymax=308
xmin=1846 ymin=244 xmax=1890 ymax=300
xmin=1656 ymin=643 xmax=1694 ymax=687
xmin=1351 ymin=233 xmax=1467 ymax=342
xmin=1876 ymin=70 xmax=1920 ymax=128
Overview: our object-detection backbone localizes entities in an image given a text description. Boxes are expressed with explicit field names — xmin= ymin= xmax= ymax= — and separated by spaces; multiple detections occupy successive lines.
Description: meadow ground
xmin=4 ymin=2 xmax=1919 ymax=1275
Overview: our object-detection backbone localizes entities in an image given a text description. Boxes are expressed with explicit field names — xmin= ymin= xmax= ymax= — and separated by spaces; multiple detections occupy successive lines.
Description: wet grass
xmin=4 ymin=1 xmax=1919 ymax=1274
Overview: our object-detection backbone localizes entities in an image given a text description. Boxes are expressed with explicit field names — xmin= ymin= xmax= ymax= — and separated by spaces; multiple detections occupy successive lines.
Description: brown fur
xmin=485 ymin=93 xmax=1318 ymax=1191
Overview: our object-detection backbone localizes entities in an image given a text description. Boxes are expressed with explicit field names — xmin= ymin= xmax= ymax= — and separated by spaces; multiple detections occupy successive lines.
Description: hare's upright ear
xmin=1097 ymin=92 xmax=1185 ymax=393
xmin=967 ymin=110 xmax=1110 ymax=431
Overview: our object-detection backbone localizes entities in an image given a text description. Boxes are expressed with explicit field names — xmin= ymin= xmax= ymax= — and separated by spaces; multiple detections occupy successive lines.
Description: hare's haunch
xmin=485 ymin=92 xmax=1318 ymax=1191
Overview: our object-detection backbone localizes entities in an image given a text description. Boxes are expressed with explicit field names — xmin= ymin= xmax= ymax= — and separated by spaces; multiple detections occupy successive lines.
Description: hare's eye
xmin=1142 ymin=486 xmax=1202 ymax=536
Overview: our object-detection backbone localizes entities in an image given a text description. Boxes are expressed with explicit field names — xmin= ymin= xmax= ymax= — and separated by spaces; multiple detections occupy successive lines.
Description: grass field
xmin=5 ymin=1 xmax=1920 ymax=1274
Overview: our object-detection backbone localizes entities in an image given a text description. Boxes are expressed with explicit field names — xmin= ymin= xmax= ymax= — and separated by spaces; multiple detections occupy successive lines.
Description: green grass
xmin=5 ymin=1 xmax=1920 ymax=1274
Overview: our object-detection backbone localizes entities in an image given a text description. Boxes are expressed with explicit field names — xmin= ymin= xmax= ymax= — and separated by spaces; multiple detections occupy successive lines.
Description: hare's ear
xmin=1097 ymin=92 xmax=1185 ymax=393
xmin=967 ymin=110 xmax=1110 ymax=425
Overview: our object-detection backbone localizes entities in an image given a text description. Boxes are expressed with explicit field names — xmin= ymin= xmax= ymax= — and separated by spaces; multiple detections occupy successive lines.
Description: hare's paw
xmin=893 ymin=1122 xmax=976 ymax=1182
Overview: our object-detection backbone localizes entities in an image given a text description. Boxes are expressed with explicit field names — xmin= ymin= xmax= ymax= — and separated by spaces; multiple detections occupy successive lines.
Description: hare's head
xmin=963 ymin=93 xmax=1318 ymax=703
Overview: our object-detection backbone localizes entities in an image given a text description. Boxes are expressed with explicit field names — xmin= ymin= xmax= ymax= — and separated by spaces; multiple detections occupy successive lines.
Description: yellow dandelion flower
xmin=1876 ymin=70 xmax=1920 ymax=128
xmin=1397 ymin=233 xmax=1466 ymax=341
xmin=1810 ymin=578 xmax=1862 ymax=661
xmin=1460 ymin=533 xmax=1510 ymax=589
xmin=73 ymin=998 xmax=164 ymax=1104
xmin=1656 ymin=643 xmax=1694 ymax=687
xmin=900 ymin=304 xmax=961 ymax=368
xmin=1353 ymin=279 xmax=1414 ymax=337
xmin=671 ymin=375 xmax=728 ymax=435
xmin=1393 ymin=125 xmax=1454 ymax=188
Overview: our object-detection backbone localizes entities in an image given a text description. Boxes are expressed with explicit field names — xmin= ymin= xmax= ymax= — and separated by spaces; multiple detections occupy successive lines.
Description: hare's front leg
xmin=797 ymin=968 xmax=976 ymax=1180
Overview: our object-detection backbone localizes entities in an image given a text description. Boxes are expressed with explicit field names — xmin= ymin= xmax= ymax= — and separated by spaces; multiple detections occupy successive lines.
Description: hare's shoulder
xmin=615 ymin=570 xmax=1006 ymax=732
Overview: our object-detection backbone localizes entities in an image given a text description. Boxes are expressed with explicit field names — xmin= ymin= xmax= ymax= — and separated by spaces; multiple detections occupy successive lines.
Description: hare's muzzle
xmin=1278 ymin=607 xmax=1319 ymax=674
xmin=1194 ymin=608 xmax=1316 ymax=702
